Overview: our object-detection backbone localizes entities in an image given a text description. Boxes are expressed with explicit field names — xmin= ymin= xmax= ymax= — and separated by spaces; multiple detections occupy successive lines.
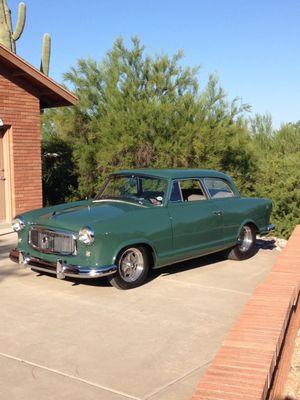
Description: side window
xmin=203 ymin=178 xmax=234 ymax=199
xmin=170 ymin=181 xmax=182 ymax=202
xmin=179 ymin=179 xmax=206 ymax=202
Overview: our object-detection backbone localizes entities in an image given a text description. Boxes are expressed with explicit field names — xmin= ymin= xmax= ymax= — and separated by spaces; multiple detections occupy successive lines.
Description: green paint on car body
xmin=14 ymin=169 xmax=273 ymax=272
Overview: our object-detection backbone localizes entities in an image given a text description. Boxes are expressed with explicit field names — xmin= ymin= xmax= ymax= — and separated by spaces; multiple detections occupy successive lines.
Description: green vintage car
xmin=10 ymin=169 xmax=274 ymax=289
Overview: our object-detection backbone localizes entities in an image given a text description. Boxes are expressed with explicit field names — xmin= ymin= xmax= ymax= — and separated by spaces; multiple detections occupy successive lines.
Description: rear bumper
xmin=259 ymin=223 xmax=276 ymax=235
xmin=9 ymin=249 xmax=117 ymax=280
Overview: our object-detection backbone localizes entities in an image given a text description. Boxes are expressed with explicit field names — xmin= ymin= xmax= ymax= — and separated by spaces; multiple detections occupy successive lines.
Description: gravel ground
xmin=259 ymin=234 xmax=300 ymax=400
xmin=283 ymin=328 xmax=300 ymax=399
xmin=279 ymin=230 xmax=299 ymax=400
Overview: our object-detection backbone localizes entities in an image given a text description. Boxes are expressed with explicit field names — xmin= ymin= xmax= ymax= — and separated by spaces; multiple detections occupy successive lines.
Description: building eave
xmin=0 ymin=44 xmax=77 ymax=108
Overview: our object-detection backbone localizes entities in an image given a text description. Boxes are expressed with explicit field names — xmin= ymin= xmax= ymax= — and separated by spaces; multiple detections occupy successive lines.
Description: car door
xmin=202 ymin=177 xmax=241 ymax=244
xmin=166 ymin=178 xmax=224 ymax=262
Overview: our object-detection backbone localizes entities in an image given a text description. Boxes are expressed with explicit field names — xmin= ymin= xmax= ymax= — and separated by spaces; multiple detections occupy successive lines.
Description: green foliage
xmin=42 ymin=37 xmax=299 ymax=238
xmin=250 ymin=118 xmax=300 ymax=237
xmin=42 ymin=135 xmax=77 ymax=206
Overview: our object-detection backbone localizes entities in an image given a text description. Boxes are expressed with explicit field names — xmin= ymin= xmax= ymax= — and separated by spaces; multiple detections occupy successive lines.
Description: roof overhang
xmin=0 ymin=44 xmax=77 ymax=108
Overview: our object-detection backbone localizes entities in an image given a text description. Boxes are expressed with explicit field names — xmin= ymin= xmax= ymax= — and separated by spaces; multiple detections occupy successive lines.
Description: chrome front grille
xmin=29 ymin=227 xmax=76 ymax=255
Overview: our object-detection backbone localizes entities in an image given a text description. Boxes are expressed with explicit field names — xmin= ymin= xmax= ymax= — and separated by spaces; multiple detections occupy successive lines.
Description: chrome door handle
xmin=213 ymin=210 xmax=222 ymax=216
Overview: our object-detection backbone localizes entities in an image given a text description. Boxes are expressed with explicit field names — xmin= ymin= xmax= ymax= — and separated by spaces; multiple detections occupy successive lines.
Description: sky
xmin=8 ymin=0 xmax=300 ymax=127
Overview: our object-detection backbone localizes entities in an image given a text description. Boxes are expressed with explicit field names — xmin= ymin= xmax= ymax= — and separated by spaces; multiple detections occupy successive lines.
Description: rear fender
xmin=236 ymin=219 xmax=259 ymax=240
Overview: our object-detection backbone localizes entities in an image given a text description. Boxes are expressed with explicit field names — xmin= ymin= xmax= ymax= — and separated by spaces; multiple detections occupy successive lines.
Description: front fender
xmin=92 ymin=206 xmax=172 ymax=268
xmin=112 ymin=238 xmax=158 ymax=265
xmin=90 ymin=233 xmax=158 ymax=268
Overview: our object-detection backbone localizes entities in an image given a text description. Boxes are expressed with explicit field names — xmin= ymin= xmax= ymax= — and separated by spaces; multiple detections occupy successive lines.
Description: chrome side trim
xmin=10 ymin=249 xmax=117 ymax=280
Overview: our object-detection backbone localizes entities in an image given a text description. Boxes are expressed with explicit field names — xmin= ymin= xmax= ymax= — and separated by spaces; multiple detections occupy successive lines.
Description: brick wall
xmin=0 ymin=67 xmax=42 ymax=217
xmin=192 ymin=225 xmax=300 ymax=400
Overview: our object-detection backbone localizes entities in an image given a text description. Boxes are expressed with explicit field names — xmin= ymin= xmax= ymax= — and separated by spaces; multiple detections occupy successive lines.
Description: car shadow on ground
xmin=67 ymin=238 xmax=277 ymax=288
xmin=256 ymin=238 xmax=276 ymax=250
xmin=0 ymin=240 xmax=29 ymax=283
xmin=78 ymin=251 xmax=230 ymax=287
xmin=0 ymin=238 xmax=16 ymax=262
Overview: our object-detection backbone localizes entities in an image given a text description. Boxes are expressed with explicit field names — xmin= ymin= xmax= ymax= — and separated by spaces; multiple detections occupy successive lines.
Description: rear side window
xmin=203 ymin=178 xmax=234 ymax=199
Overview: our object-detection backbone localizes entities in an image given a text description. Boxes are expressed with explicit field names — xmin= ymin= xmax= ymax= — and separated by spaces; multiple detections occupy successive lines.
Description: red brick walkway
xmin=192 ymin=226 xmax=300 ymax=400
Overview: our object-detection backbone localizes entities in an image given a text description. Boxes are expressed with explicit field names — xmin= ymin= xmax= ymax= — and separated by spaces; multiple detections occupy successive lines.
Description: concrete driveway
xmin=0 ymin=232 xmax=278 ymax=400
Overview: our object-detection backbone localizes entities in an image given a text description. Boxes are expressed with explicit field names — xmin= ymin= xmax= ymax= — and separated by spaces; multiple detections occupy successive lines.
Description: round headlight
xmin=12 ymin=216 xmax=25 ymax=232
xmin=78 ymin=226 xmax=94 ymax=245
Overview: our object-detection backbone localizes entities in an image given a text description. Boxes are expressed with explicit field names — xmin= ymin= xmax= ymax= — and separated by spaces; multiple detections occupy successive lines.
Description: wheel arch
xmin=113 ymin=240 xmax=157 ymax=268
xmin=237 ymin=219 xmax=259 ymax=239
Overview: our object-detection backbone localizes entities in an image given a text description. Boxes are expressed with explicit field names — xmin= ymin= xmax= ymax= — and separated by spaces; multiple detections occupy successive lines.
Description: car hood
xmin=32 ymin=200 xmax=146 ymax=232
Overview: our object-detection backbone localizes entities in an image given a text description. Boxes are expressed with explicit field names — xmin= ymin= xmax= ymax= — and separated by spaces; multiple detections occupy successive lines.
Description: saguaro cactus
xmin=40 ymin=33 xmax=51 ymax=76
xmin=0 ymin=0 xmax=26 ymax=52
xmin=0 ymin=0 xmax=51 ymax=76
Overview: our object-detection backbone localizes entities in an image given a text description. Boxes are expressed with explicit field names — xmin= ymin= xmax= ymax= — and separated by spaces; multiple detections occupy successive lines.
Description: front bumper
xmin=9 ymin=249 xmax=117 ymax=280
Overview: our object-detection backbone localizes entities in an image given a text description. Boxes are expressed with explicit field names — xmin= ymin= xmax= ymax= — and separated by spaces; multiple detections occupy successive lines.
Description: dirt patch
xmin=283 ymin=328 xmax=300 ymax=399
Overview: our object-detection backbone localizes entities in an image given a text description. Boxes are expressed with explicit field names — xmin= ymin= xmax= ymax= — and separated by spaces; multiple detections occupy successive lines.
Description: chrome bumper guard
xmin=260 ymin=223 xmax=276 ymax=235
xmin=9 ymin=249 xmax=117 ymax=280
xmin=266 ymin=223 xmax=275 ymax=232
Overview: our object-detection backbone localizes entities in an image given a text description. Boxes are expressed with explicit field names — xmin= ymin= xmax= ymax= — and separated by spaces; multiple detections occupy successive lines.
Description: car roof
xmin=112 ymin=168 xmax=230 ymax=180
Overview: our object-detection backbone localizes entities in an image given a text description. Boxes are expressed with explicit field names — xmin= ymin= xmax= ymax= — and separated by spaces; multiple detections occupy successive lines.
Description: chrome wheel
xmin=118 ymin=248 xmax=144 ymax=283
xmin=237 ymin=226 xmax=253 ymax=253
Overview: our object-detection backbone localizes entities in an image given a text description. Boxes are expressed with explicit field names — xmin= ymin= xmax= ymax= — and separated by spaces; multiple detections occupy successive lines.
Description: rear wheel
xmin=108 ymin=246 xmax=150 ymax=290
xmin=228 ymin=224 xmax=256 ymax=260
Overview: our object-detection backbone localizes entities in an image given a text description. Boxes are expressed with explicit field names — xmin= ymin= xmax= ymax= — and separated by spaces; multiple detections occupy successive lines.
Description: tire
xmin=228 ymin=224 xmax=257 ymax=261
xmin=107 ymin=246 xmax=150 ymax=290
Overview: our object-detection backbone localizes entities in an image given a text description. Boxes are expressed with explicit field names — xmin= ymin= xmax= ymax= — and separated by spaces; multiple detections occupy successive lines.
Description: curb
xmin=191 ymin=225 xmax=300 ymax=400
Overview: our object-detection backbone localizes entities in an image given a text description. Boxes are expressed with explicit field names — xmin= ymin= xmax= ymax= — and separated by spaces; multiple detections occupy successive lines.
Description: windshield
xmin=94 ymin=175 xmax=168 ymax=206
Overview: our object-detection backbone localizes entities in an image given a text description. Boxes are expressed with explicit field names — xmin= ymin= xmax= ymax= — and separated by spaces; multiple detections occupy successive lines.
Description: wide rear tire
xmin=228 ymin=224 xmax=256 ymax=261
xmin=108 ymin=246 xmax=150 ymax=290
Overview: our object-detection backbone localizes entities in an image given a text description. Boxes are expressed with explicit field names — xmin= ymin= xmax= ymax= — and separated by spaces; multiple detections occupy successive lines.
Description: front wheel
xmin=228 ymin=224 xmax=257 ymax=260
xmin=107 ymin=246 xmax=150 ymax=290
